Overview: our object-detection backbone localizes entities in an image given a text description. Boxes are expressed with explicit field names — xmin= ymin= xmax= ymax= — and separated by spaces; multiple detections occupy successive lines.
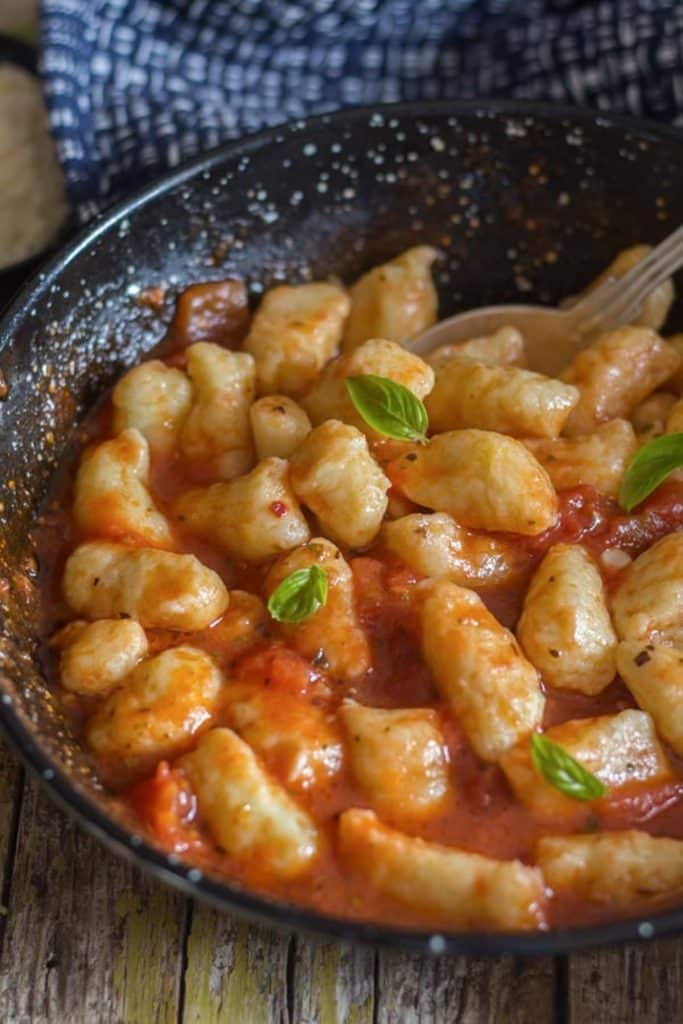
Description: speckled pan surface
xmin=1 ymin=101 xmax=683 ymax=955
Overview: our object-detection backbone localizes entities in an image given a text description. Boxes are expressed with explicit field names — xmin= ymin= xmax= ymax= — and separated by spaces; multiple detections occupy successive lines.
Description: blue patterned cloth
xmin=41 ymin=0 xmax=683 ymax=222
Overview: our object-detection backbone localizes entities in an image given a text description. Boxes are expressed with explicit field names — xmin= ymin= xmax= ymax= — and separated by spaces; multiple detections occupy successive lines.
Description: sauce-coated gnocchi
xmin=36 ymin=247 xmax=683 ymax=934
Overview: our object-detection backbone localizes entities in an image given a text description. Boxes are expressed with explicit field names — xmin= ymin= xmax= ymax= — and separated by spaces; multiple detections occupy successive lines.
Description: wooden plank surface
xmin=290 ymin=937 xmax=375 ymax=1024
xmin=568 ymin=941 xmax=683 ymax=1024
xmin=375 ymin=950 xmax=557 ymax=1024
xmin=181 ymin=906 xmax=291 ymax=1023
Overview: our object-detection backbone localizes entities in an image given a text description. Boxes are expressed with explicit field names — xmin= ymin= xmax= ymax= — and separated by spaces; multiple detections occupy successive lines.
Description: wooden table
xmin=0 ymin=740 xmax=681 ymax=1022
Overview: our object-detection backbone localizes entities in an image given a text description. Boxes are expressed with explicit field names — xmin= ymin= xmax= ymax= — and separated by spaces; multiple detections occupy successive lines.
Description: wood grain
xmin=290 ymin=937 xmax=375 ymax=1024
xmin=375 ymin=950 xmax=557 ymax=1024
xmin=568 ymin=942 xmax=683 ymax=1024
xmin=181 ymin=904 xmax=291 ymax=1023
xmin=0 ymin=768 xmax=186 ymax=1024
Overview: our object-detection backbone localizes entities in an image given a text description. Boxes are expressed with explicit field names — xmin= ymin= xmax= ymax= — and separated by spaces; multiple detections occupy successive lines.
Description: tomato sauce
xmin=32 ymin=281 xmax=683 ymax=933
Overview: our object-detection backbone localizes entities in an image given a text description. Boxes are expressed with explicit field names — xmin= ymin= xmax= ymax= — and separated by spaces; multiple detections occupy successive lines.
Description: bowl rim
xmin=2 ymin=98 xmax=683 ymax=956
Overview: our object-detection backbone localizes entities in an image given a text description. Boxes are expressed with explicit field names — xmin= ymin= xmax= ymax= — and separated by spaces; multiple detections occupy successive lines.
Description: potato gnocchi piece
xmin=523 ymin=419 xmax=637 ymax=499
xmin=390 ymin=429 xmax=558 ymax=535
xmin=517 ymin=543 xmax=617 ymax=694
xmin=617 ymin=642 xmax=683 ymax=756
xmin=63 ymin=541 xmax=229 ymax=629
xmin=501 ymin=710 xmax=673 ymax=818
xmin=338 ymin=809 xmax=546 ymax=930
xmin=342 ymin=246 xmax=438 ymax=351
xmin=421 ymin=580 xmax=544 ymax=762
xmin=579 ymin=245 xmax=675 ymax=331
xmin=611 ymin=533 xmax=683 ymax=646
xmin=174 ymin=457 xmax=310 ymax=562
xmin=630 ymin=392 xmax=678 ymax=442
xmin=249 ymin=395 xmax=311 ymax=459
xmin=381 ymin=512 xmax=529 ymax=589
xmin=244 ymin=282 xmax=349 ymax=396
xmin=74 ymin=429 xmax=173 ymax=547
xmin=426 ymin=326 xmax=526 ymax=370
xmin=426 ymin=361 xmax=578 ymax=438
xmin=264 ymin=538 xmax=371 ymax=680
xmin=179 ymin=727 xmax=320 ymax=877
xmin=59 ymin=618 xmax=148 ymax=696
xmin=289 ymin=420 xmax=390 ymax=548
xmin=86 ymin=646 xmax=222 ymax=764
xmin=340 ymin=703 xmax=451 ymax=824
xmin=180 ymin=342 xmax=255 ymax=480
xmin=224 ymin=686 xmax=343 ymax=791
xmin=302 ymin=338 xmax=434 ymax=439
xmin=536 ymin=831 xmax=683 ymax=906
xmin=561 ymin=327 xmax=680 ymax=436
xmin=112 ymin=360 xmax=192 ymax=455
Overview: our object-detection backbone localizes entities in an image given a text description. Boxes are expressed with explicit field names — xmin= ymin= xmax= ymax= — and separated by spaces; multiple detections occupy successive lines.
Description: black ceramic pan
xmin=1 ymin=101 xmax=682 ymax=956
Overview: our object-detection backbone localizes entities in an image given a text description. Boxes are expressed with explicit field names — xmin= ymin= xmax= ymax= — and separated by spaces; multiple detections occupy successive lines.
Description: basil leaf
xmin=619 ymin=432 xmax=683 ymax=512
xmin=346 ymin=374 xmax=428 ymax=442
xmin=530 ymin=733 xmax=606 ymax=802
xmin=267 ymin=565 xmax=328 ymax=623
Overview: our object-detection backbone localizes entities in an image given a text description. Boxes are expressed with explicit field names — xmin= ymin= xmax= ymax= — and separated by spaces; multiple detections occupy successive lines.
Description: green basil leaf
xmin=346 ymin=374 xmax=428 ymax=442
xmin=530 ymin=733 xmax=606 ymax=802
xmin=619 ymin=432 xmax=683 ymax=512
xmin=267 ymin=565 xmax=328 ymax=623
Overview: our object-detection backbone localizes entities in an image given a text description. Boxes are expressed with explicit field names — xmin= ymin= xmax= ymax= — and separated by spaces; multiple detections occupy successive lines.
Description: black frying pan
xmin=1 ymin=101 xmax=682 ymax=956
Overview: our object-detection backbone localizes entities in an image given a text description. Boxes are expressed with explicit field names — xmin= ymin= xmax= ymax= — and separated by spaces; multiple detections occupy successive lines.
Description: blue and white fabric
xmin=40 ymin=0 xmax=683 ymax=222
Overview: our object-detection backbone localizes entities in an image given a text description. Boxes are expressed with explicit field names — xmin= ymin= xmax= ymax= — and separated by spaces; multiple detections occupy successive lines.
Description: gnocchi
xmin=174 ymin=457 xmax=311 ymax=561
xmin=501 ymin=710 xmax=673 ymax=817
xmin=264 ymin=538 xmax=371 ymax=680
xmin=74 ymin=429 xmax=173 ymax=547
xmin=244 ymin=282 xmax=349 ymax=396
xmin=180 ymin=342 xmax=255 ymax=480
xmin=421 ymin=580 xmax=544 ymax=761
xmin=340 ymin=702 xmax=451 ymax=824
xmin=249 ymin=395 xmax=312 ymax=459
xmin=389 ymin=429 xmax=558 ymax=535
xmin=426 ymin=360 xmax=578 ymax=438
xmin=617 ymin=642 xmax=683 ymax=756
xmin=523 ymin=419 xmax=637 ymax=499
xmin=289 ymin=420 xmax=390 ymax=548
xmin=562 ymin=326 xmax=680 ymax=436
xmin=339 ymin=809 xmax=546 ymax=930
xmin=536 ymin=831 xmax=683 ymax=907
xmin=112 ymin=360 xmax=192 ymax=456
xmin=180 ymin=727 xmax=320 ymax=877
xmin=611 ymin=533 xmax=683 ymax=646
xmin=59 ymin=618 xmax=148 ymax=696
xmin=342 ymin=246 xmax=438 ymax=351
xmin=301 ymin=337 xmax=434 ymax=438
xmin=381 ymin=512 xmax=528 ymax=588
xmin=225 ymin=686 xmax=343 ymax=791
xmin=517 ymin=543 xmax=617 ymax=694
xmin=62 ymin=541 xmax=229 ymax=629
xmin=86 ymin=646 xmax=222 ymax=767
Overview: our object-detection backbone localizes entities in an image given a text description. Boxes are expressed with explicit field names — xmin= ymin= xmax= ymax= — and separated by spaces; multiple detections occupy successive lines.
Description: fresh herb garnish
xmin=267 ymin=565 xmax=328 ymax=623
xmin=619 ymin=432 xmax=683 ymax=512
xmin=346 ymin=374 xmax=428 ymax=442
xmin=530 ymin=733 xmax=606 ymax=802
